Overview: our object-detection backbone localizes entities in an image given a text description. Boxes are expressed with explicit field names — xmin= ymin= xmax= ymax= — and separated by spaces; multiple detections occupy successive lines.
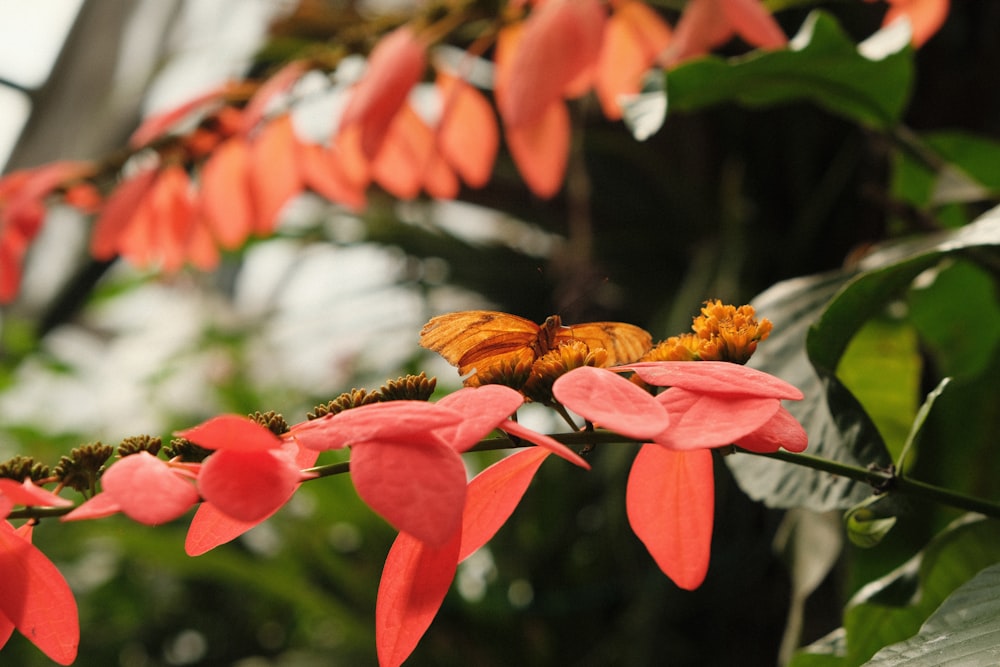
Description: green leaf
xmin=907 ymin=259 xmax=1000 ymax=379
xmin=836 ymin=318 xmax=921 ymax=460
xmin=727 ymin=207 xmax=1000 ymax=511
xmin=726 ymin=269 xmax=893 ymax=512
xmin=863 ymin=561 xmax=1000 ymax=666
xmin=790 ymin=515 xmax=1000 ymax=666
xmin=845 ymin=515 xmax=1000 ymax=665
xmin=665 ymin=11 xmax=913 ymax=129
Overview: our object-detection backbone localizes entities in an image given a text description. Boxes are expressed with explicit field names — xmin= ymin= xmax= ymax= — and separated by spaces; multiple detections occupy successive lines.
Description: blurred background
xmin=2 ymin=0 xmax=1000 ymax=665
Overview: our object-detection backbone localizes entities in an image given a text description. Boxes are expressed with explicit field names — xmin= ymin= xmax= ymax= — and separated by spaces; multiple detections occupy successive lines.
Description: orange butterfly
xmin=419 ymin=310 xmax=653 ymax=376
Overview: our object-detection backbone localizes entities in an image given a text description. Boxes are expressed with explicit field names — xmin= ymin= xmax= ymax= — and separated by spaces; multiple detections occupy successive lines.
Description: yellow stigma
xmin=690 ymin=300 xmax=772 ymax=364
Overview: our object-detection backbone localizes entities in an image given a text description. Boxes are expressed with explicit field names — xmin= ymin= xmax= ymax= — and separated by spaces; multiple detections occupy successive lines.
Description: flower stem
xmin=742 ymin=449 xmax=1000 ymax=519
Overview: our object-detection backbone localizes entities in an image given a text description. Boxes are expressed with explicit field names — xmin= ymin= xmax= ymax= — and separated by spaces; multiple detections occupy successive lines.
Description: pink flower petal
xmin=197 ymin=449 xmax=301 ymax=522
xmin=626 ymin=445 xmax=714 ymax=590
xmin=736 ymin=405 xmax=807 ymax=453
xmin=0 ymin=479 xmax=71 ymax=510
xmin=459 ymin=447 xmax=551 ymax=560
xmin=185 ymin=440 xmax=319 ymax=555
xmin=553 ymin=366 xmax=671 ymax=439
xmin=504 ymin=99 xmax=570 ymax=199
xmin=100 ymin=452 xmax=199 ymax=525
xmin=376 ymin=528 xmax=461 ymax=667
xmin=618 ymin=361 xmax=803 ymax=399
xmin=199 ymin=137 xmax=255 ymax=249
xmin=0 ymin=521 xmax=79 ymax=664
xmin=653 ymin=388 xmax=781 ymax=450
xmin=721 ymin=0 xmax=788 ymax=49
xmin=350 ymin=439 xmax=467 ymax=546
xmin=60 ymin=492 xmax=123 ymax=522
xmin=290 ymin=401 xmax=463 ymax=451
xmin=435 ymin=384 xmax=524 ymax=451
xmin=339 ymin=25 xmax=427 ymax=158
xmin=498 ymin=0 xmax=605 ymax=127
xmin=185 ymin=503 xmax=259 ymax=556
xmin=497 ymin=420 xmax=590 ymax=469
xmin=178 ymin=414 xmax=284 ymax=452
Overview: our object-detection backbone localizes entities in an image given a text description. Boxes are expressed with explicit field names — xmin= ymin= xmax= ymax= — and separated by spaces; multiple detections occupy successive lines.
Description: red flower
xmin=552 ymin=362 xmax=805 ymax=589
xmin=62 ymin=452 xmax=201 ymax=525
xmin=0 ymin=496 xmax=78 ymax=665
xmin=290 ymin=385 xmax=587 ymax=546
xmin=663 ymin=0 xmax=787 ymax=66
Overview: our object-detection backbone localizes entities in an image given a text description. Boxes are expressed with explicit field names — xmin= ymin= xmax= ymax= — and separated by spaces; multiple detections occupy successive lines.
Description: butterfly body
xmin=420 ymin=310 xmax=652 ymax=376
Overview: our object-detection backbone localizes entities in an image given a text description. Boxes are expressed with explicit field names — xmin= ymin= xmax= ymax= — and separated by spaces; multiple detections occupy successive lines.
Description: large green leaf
xmin=727 ymin=208 xmax=1000 ymax=511
xmin=863 ymin=560 xmax=1000 ymax=666
xmin=665 ymin=11 xmax=913 ymax=129
xmin=789 ymin=515 xmax=1000 ymax=667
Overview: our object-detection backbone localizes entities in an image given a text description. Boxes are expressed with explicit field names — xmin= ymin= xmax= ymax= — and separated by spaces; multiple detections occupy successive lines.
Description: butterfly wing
xmin=419 ymin=310 xmax=541 ymax=374
xmin=556 ymin=322 xmax=653 ymax=365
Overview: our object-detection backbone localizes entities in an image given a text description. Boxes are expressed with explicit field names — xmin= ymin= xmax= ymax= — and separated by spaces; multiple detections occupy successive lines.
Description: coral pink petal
xmin=250 ymin=114 xmax=302 ymax=234
xmin=663 ymin=0 xmax=734 ymax=65
xmin=290 ymin=401 xmax=463 ymax=451
xmin=241 ymin=60 xmax=309 ymax=132
xmin=596 ymin=0 xmax=672 ymax=119
xmin=90 ymin=167 xmax=158 ymax=259
xmin=178 ymin=414 xmax=283 ymax=452
xmin=618 ymin=361 xmax=803 ymax=399
xmin=0 ymin=522 xmax=79 ymax=664
xmin=499 ymin=0 xmax=605 ymax=127
xmin=372 ymin=105 xmax=436 ymax=200
xmin=435 ymin=73 xmax=498 ymax=188
xmin=553 ymin=366 xmax=670 ymax=439
xmin=459 ymin=447 xmax=551 ymax=560
xmin=435 ymin=384 xmax=524 ymax=451
xmin=0 ymin=612 xmax=12 ymax=653
xmin=340 ymin=26 xmax=426 ymax=158
xmin=184 ymin=443 xmax=316 ymax=556
xmin=60 ymin=493 xmax=123 ymax=522
xmin=505 ymin=99 xmax=570 ymax=198
xmin=721 ymin=0 xmax=788 ymax=49
xmin=350 ymin=439 xmax=467 ymax=546
xmin=185 ymin=503 xmax=259 ymax=556
xmin=100 ymin=452 xmax=199 ymax=525
xmin=129 ymin=86 xmax=227 ymax=147
xmin=653 ymin=388 xmax=780 ymax=450
xmin=626 ymin=445 xmax=714 ymax=590
xmin=885 ymin=0 xmax=949 ymax=47
xmin=736 ymin=405 xmax=807 ymax=453
xmin=297 ymin=141 xmax=367 ymax=211
xmin=199 ymin=137 xmax=255 ymax=248
xmin=197 ymin=449 xmax=301 ymax=522
xmin=497 ymin=420 xmax=590 ymax=468
xmin=0 ymin=479 xmax=71 ymax=509
xmin=376 ymin=528 xmax=461 ymax=667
